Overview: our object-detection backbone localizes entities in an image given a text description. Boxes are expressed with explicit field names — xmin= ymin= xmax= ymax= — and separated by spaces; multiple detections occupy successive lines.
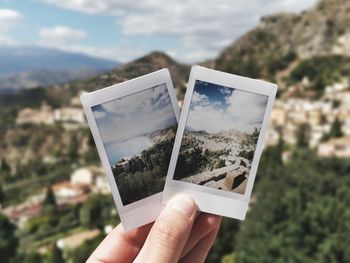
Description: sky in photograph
xmin=0 ymin=0 xmax=317 ymax=63
xmin=92 ymin=83 xmax=177 ymax=144
xmin=186 ymin=81 xmax=268 ymax=134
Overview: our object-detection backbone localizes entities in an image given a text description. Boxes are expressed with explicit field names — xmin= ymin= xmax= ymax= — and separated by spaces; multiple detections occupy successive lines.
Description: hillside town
xmin=266 ymin=78 xmax=350 ymax=157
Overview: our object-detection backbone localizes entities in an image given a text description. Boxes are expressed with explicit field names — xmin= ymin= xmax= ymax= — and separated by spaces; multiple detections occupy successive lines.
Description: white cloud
xmin=192 ymin=92 xmax=209 ymax=105
xmin=0 ymin=8 xmax=22 ymax=46
xmin=38 ymin=26 xmax=87 ymax=46
xmin=36 ymin=25 xmax=146 ymax=62
xmin=93 ymin=111 xmax=106 ymax=119
xmin=226 ymin=90 xmax=268 ymax=125
xmin=0 ymin=8 xmax=22 ymax=32
xmin=44 ymin=0 xmax=318 ymax=62
xmin=94 ymin=84 xmax=177 ymax=143
xmin=187 ymin=88 xmax=268 ymax=134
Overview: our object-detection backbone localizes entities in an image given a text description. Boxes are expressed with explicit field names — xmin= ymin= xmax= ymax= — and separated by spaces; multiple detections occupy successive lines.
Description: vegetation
xmin=289 ymin=55 xmax=350 ymax=97
xmin=43 ymin=185 xmax=57 ymax=214
xmin=174 ymin=135 xmax=229 ymax=180
xmin=321 ymin=117 xmax=344 ymax=142
xmin=49 ymin=243 xmax=64 ymax=263
xmin=206 ymin=142 xmax=350 ymax=262
xmin=68 ymin=234 xmax=104 ymax=262
xmin=114 ymin=138 xmax=175 ymax=205
xmin=215 ymin=28 xmax=297 ymax=81
xmin=0 ymin=212 xmax=18 ymax=262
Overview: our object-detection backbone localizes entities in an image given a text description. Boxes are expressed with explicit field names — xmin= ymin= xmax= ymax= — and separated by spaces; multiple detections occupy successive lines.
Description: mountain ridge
xmin=0 ymin=46 xmax=120 ymax=92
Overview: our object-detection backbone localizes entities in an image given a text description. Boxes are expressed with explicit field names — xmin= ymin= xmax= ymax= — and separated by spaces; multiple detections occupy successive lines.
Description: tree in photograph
xmin=0 ymin=213 xmax=18 ymax=262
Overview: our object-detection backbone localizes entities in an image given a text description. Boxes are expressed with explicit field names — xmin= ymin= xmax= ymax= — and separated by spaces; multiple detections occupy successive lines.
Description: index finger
xmin=87 ymin=222 xmax=153 ymax=263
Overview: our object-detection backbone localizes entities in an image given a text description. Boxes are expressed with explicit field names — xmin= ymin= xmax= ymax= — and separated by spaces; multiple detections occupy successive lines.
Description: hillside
xmin=0 ymin=47 xmax=120 ymax=92
xmin=0 ymin=51 xmax=190 ymax=109
xmin=212 ymin=0 xmax=350 ymax=87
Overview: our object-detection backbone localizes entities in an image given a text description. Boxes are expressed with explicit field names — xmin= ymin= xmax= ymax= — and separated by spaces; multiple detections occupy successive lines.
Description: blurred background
xmin=1 ymin=0 xmax=350 ymax=262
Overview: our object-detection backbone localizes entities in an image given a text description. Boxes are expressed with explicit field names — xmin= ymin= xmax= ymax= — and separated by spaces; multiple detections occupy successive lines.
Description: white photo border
xmin=162 ymin=66 xmax=277 ymax=220
xmin=81 ymin=69 xmax=180 ymax=231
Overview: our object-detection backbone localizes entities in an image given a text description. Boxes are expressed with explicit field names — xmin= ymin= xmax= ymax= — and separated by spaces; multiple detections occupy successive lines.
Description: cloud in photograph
xmin=92 ymin=83 xmax=177 ymax=144
xmin=187 ymin=81 xmax=268 ymax=134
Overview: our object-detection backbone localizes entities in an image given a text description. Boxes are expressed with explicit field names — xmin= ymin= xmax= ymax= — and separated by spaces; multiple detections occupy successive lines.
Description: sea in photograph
xmin=105 ymin=136 xmax=153 ymax=165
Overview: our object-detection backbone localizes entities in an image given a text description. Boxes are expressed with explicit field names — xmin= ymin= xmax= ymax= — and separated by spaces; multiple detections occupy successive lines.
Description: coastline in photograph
xmin=174 ymin=80 xmax=268 ymax=194
xmin=92 ymin=84 xmax=177 ymax=205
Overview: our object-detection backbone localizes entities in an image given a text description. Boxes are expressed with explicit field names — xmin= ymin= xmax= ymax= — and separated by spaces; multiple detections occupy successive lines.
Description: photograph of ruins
xmin=174 ymin=80 xmax=268 ymax=194
xmin=92 ymin=84 xmax=177 ymax=205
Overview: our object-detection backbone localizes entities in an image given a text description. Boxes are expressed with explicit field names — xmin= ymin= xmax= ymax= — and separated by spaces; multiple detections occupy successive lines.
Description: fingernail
xmin=168 ymin=194 xmax=195 ymax=217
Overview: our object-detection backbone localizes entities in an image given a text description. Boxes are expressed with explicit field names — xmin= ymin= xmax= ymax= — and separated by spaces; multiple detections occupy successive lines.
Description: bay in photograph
xmin=105 ymin=136 xmax=153 ymax=165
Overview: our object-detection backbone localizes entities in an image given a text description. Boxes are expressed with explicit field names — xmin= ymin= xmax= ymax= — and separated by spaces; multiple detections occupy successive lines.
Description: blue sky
xmin=0 ymin=0 xmax=317 ymax=63
xmin=187 ymin=80 xmax=268 ymax=134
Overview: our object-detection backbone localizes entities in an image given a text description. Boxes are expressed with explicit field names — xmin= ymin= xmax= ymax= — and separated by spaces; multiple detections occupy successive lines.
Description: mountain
xmin=211 ymin=0 xmax=350 ymax=87
xmin=82 ymin=51 xmax=190 ymax=96
xmin=149 ymin=125 xmax=177 ymax=142
xmin=0 ymin=47 xmax=120 ymax=92
xmin=2 ymin=0 xmax=349 ymax=105
xmin=52 ymin=51 xmax=190 ymax=102
xmin=0 ymin=51 xmax=190 ymax=108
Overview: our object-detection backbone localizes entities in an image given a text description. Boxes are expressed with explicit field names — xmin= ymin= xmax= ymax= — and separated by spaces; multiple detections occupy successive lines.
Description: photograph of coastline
xmin=92 ymin=84 xmax=177 ymax=205
xmin=174 ymin=80 xmax=268 ymax=195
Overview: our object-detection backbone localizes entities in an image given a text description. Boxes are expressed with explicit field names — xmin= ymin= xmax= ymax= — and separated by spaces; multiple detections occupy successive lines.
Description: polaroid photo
xmin=162 ymin=66 xmax=277 ymax=220
xmin=81 ymin=69 xmax=180 ymax=231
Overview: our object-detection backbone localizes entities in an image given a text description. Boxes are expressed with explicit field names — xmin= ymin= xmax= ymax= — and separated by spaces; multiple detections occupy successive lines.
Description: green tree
xmin=322 ymin=117 xmax=343 ymax=141
xmin=69 ymin=234 xmax=104 ymax=262
xmin=331 ymin=118 xmax=342 ymax=136
xmin=0 ymin=213 xmax=18 ymax=262
xmin=235 ymin=150 xmax=350 ymax=263
xmin=206 ymin=218 xmax=240 ymax=263
xmin=24 ymin=251 xmax=42 ymax=263
xmin=43 ymin=185 xmax=57 ymax=214
xmin=80 ymin=195 xmax=103 ymax=228
xmin=296 ymin=123 xmax=310 ymax=148
xmin=49 ymin=243 xmax=64 ymax=263
xmin=0 ymin=158 xmax=11 ymax=173
xmin=0 ymin=182 xmax=5 ymax=204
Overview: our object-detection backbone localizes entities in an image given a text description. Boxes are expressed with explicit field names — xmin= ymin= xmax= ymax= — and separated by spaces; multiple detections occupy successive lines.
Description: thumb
xmin=134 ymin=194 xmax=196 ymax=263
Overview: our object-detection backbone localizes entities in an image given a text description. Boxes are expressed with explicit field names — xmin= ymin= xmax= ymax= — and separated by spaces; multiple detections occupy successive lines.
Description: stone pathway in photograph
xmin=181 ymin=157 xmax=250 ymax=194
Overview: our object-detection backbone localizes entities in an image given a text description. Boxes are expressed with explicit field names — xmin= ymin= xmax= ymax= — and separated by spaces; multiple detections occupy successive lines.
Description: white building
xmin=16 ymin=104 xmax=54 ymax=125
xmin=71 ymin=168 xmax=94 ymax=185
xmin=317 ymin=137 xmax=350 ymax=158
xmin=54 ymin=108 xmax=85 ymax=124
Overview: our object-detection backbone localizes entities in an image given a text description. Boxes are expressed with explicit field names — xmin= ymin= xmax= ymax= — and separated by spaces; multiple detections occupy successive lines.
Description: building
xmin=70 ymin=166 xmax=109 ymax=194
xmin=16 ymin=104 xmax=54 ymax=125
xmin=54 ymin=108 xmax=85 ymax=124
xmin=317 ymin=137 xmax=350 ymax=158
xmin=71 ymin=168 xmax=94 ymax=185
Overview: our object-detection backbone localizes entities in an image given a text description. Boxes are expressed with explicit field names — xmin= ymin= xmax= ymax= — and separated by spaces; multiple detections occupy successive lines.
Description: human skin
xmin=87 ymin=194 xmax=222 ymax=263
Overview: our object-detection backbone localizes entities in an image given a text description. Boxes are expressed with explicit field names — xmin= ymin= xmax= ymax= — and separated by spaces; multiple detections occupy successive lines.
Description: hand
xmin=87 ymin=194 xmax=222 ymax=263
